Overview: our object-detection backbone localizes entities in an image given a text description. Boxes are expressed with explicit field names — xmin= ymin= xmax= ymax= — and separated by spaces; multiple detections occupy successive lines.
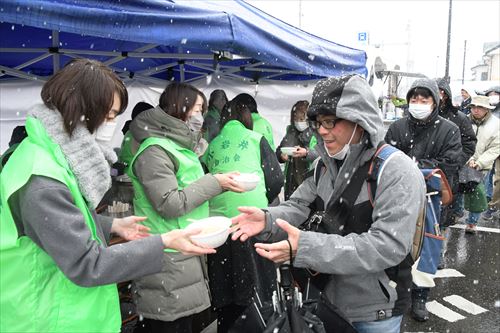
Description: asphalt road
xmin=402 ymin=214 xmax=500 ymax=333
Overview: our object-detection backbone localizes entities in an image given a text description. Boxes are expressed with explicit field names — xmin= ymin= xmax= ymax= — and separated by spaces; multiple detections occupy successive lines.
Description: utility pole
xmin=462 ymin=40 xmax=467 ymax=84
xmin=444 ymin=0 xmax=452 ymax=82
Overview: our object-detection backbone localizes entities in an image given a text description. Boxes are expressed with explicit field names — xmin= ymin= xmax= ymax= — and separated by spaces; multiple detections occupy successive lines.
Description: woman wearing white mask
xmin=276 ymin=100 xmax=319 ymax=199
xmin=0 ymin=59 xmax=217 ymax=333
xmin=385 ymin=78 xmax=462 ymax=322
xmin=126 ymin=82 xmax=245 ymax=333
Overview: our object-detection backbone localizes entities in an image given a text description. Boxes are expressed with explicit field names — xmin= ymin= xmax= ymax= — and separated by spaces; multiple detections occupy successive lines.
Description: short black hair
xmin=131 ymin=102 xmax=153 ymax=119
xmin=408 ymin=87 xmax=434 ymax=102
xmin=232 ymin=93 xmax=257 ymax=113
xmin=221 ymin=98 xmax=253 ymax=130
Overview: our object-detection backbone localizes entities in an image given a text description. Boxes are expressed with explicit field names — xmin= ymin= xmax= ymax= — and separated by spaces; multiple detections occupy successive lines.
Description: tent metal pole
xmin=103 ymin=44 xmax=158 ymax=66
xmin=0 ymin=53 xmax=52 ymax=78
xmin=0 ymin=65 xmax=47 ymax=82
xmin=52 ymin=30 xmax=60 ymax=73
xmin=243 ymin=67 xmax=302 ymax=75
xmin=0 ymin=48 xmax=48 ymax=53
xmin=132 ymin=75 xmax=169 ymax=86
xmin=0 ymin=48 xmax=214 ymax=60
xmin=135 ymin=61 xmax=178 ymax=76
xmin=64 ymin=52 xmax=136 ymax=79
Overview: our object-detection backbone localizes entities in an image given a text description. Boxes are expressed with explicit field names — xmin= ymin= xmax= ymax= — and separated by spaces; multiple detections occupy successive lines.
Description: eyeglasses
xmin=309 ymin=118 xmax=342 ymax=129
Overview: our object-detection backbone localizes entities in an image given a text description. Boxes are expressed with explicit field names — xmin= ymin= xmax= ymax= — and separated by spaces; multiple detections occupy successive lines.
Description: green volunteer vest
xmin=251 ymin=113 xmax=275 ymax=150
xmin=203 ymin=120 xmax=268 ymax=217
xmin=0 ymin=142 xmax=19 ymax=173
xmin=0 ymin=117 xmax=120 ymax=333
xmin=127 ymin=137 xmax=209 ymax=241
xmin=309 ymin=134 xmax=317 ymax=149
xmin=118 ymin=130 xmax=134 ymax=166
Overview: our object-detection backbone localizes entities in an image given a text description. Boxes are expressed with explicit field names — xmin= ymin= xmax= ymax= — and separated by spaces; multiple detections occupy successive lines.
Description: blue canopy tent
xmin=0 ymin=0 xmax=366 ymax=84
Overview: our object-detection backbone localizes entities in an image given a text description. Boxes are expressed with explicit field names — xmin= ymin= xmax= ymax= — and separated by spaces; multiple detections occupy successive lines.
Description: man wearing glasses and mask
xmin=231 ymin=75 xmax=426 ymax=333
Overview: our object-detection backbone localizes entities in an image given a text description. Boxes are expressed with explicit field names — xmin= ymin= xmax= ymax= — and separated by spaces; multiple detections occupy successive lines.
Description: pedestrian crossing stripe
xmin=443 ymin=295 xmax=488 ymax=315
xmin=426 ymin=300 xmax=466 ymax=322
xmin=434 ymin=268 xmax=465 ymax=278
xmin=426 ymin=295 xmax=489 ymax=322
xmin=449 ymin=225 xmax=500 ymax=233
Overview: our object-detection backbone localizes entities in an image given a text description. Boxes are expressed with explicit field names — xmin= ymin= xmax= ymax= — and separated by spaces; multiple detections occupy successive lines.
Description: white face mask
xmin=408 ymin=103 xmax=433 ymax=120
xmin=294 ymin=121 xmax=308 ymax=132
xmin=489 ymin=95 xmax=499 ymax=106
xmin=95 ymin=121 xmax=117 ymax=142
xmin=325 ymin=124 xmax=358 ymax=160
xmin=187 ymin=113 xmax=204 ymax=132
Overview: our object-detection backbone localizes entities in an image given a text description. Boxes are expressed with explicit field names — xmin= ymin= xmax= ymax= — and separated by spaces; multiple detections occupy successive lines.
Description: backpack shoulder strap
xmin=367 ymin=142 xmax=400 ymax=207
xmin=314 ymin=158 xmax=325 ymax=186
xmin=367 ymin=142 xmax=425 ymax=263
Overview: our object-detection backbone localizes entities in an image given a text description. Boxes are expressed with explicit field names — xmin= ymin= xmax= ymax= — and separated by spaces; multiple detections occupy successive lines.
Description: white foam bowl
xmin=233 ymin=173 xmax=260 ymax=191
xmin=280 ymin=147 xmax=296 ymax=156
xmin=186 ymin=216 xmax=232 ymax=248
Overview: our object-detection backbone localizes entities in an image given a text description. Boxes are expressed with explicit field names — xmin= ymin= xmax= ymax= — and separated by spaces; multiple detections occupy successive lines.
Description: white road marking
xmin=449 ymin=224 xmax=500 ymax=233
xmin=426 ymin=300 xmax=466 ymax=322
xmin=443 ymin=295 xmax=488 ymax=315
xmin=434 ymin=269 xmax=465 ymax=278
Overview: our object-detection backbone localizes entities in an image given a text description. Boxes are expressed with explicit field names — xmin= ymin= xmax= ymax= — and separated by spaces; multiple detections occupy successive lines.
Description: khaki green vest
xmin=251 ymin=113 xmax=275 ymax=150
xmin=203 ymin=120 xmax=268 ymax=217
xmin=118 ymin=130 xmax=134 ymax=166
xmin=0 ymin=117 xmax=120 ymax=332
xmin=127 ymin=137 xmax=209 ymax=240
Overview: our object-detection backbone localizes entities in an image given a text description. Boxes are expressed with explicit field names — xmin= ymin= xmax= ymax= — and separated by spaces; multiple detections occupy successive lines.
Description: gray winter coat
xmin=129 ymin=106 xmax=222 ymax=321
xmin=260 ymin=76 xmax=426 ymax=323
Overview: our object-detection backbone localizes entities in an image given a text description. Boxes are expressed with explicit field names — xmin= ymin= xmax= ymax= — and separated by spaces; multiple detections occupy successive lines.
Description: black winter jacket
xmin=439 ymin=104 xmax=477 ymax=166
xmin=276 ymin=126 xmax=318 ymax=200
xmin=385 ymin=109 xmax=462 ymax=188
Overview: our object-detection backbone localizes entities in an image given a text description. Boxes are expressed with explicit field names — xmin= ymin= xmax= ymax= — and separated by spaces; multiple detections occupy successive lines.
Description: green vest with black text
xmin=127 ymin=137 xmax=209 ymax=244
xmin=0 ymin=117 xmax=120 ymax=332
xmin=251 ymin=113 xmax=275 ymax=150
xmin=203 ymin=120 xmax=268 ymax=217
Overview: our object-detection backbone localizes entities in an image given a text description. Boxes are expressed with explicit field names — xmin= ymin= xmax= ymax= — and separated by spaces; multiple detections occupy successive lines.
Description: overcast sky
xmin=246 ymin=0 xmax=500 ymax=82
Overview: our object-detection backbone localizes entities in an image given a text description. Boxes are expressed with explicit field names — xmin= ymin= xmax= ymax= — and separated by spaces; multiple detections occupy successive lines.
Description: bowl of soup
xmin=186 ymin=216 xmax=232 ymax=248
xmin=233 ymin=173 xmax=260 ymax=191
xmin=280 ymin=147 xmax=297 ymax=156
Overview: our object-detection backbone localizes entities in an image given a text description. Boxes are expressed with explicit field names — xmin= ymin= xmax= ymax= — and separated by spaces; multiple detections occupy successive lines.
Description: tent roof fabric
xmin=0 ymin=0 xmax=366 ymax=83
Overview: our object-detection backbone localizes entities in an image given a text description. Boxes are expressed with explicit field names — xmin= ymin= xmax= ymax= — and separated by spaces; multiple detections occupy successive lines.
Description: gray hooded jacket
xmin=261 ymin=75 xmax=426 ymax=323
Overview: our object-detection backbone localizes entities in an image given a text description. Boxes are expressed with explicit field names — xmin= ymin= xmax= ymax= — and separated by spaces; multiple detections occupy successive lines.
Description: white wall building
xmin=471 ymin=42 xmax=500 ymax=81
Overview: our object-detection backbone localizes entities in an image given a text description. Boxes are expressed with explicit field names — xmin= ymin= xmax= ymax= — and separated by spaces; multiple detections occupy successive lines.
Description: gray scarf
xmin=29 ymin=104 xmax=117 ymax=209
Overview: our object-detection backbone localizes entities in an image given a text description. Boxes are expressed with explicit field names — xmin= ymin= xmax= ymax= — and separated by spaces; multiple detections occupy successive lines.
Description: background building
xmin=471 ymin=42 xmax=500 ymax=81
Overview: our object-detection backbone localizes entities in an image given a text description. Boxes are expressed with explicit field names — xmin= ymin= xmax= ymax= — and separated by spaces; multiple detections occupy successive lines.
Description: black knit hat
xmin=307 ymin=75 xmax=355 ymax=120
xmin=233 ymin=93 xmax=257 ymax=113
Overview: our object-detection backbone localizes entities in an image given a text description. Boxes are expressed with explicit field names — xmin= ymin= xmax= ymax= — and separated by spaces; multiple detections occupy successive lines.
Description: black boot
xmin=411 ymin=287 xmax=429 ymax=322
